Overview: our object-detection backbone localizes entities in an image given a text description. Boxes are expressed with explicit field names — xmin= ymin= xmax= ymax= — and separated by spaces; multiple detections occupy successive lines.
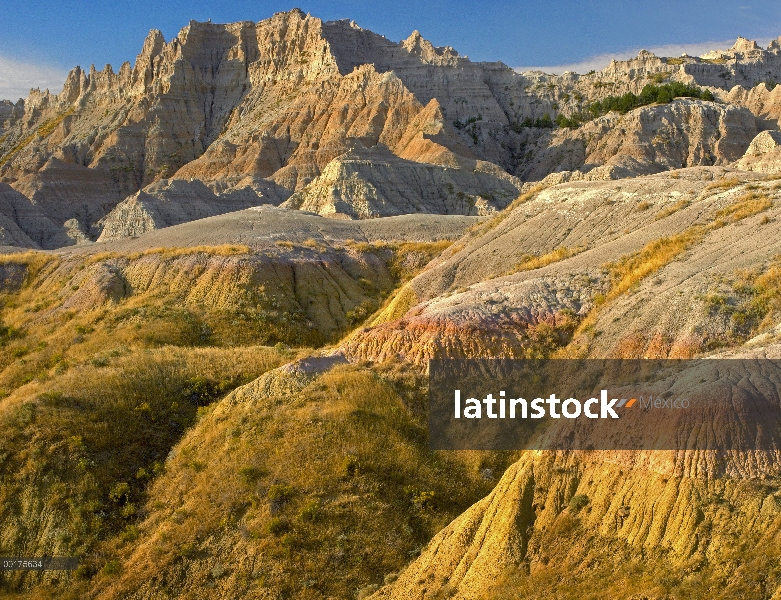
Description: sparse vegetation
xmin=568 ymin=493 xmax=589 ymax=512
xmin=1 ymin=19 xmax=780 ymax=600
xmin=635 ymin=200 xmax=651 ymax=211
xmin=705 ymin=177 xmax=741 ymax=192
xmin=654 ymin=198 xmax=690 ymax=220
xmin=553 ymin=82 xmax=715 ymax=130
xmin=563 ymin=189 xmax=775 ymax=355
xmin=703 ymin=255 xmax=781 ymax=344
xmin=509 ymin=247 xmax=586 ymax=275
xmin=0 ymin=344 xmax=286 ymax=590
xmin=471 ymin=184 xmax=548 ymax=235
xmin=0 ymin=108 xmax=75 ymax=167
xmin=75 ymin=362 xmax=517 ymax=599
xmin=511 ymin=113 xmax=555 ymax=131
xmin=714 ymin=191 xmax=772 ymax=223
xmin=489 ymin=519 xmax=781 ymax=600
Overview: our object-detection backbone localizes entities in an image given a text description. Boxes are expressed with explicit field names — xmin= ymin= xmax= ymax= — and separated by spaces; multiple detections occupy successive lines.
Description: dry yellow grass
xmin=0 ymin=251 xmax=60 ymax=289
xmin=607 ymin=228 xmax=704 ymax=299
xmin=388 ymin=240 xmax=452 ymax=281
xmin=564 ymin=227 xmax=705 ymax=351
xmin=488 ymin=517 xmax=780 ymax=600
xmin=0 ymin=344 xmax=288 ymax=591
xmin=131 ymin=244 xmax=251 ymax=259
xmin=510 ymin=247 xmax=586 ymax=274
xmin=470 ymin=184 xmax=548 ymax=236
xmin=653 ymin=198 xmax=690 ymax=220
xmin=714 ymin=192 xmax=772 ymax=223
xmin=0 ymin=250 xmax=58 ymax=268
xmin=705 ymin=177 xmax=741 ymax=192
xmin=563 ymin=188 xmax=775 ymax=355
xmin=0 ymin=108 xmax=75 ymax=167
xmin=77 ymin=362 xmax=513 ymax=600
xmin=84 ymin=245 xmax=251 ymax=265
xmin=369 ymin=283 xmax=419 ymax=326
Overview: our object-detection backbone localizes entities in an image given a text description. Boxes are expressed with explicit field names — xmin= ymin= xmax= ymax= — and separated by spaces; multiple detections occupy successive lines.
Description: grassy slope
xmin=0 ymin=240 xmax=486 ymax=597
xmin=3 ymin=178 xmax=781 ymax=598
xmin=81 ymin=363 xmax=515 ymax=599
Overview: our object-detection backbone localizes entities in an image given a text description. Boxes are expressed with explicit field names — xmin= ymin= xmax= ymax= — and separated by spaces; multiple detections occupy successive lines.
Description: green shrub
xmin=102 ymin=560 xmax=121 ymax=575
xmin=405 ymin=486 xmax=437 ymax=510
xmin=239 ymin=466 xmax=265 ymax=485
xmin=298 ymin=499 xmax=321 ymax=522
xmin=589 ymin=83 xmax=714 ymax=117
xmin=109 ymin=482 xmax=130 ymax=504
xmin=511 ymin=113 xmax=555 ymax=131
xmin=267 ymin=517 xmax=290 ymax=536
xmin=120 ymin=525 xmax=139 ymax=542
xmin=568 ymin=494 xmax=590 ymax=512
xmin=182 ymin=376 xmax=228 ymax=406
xmin=267 ymin=484 xmax=294 ymax=502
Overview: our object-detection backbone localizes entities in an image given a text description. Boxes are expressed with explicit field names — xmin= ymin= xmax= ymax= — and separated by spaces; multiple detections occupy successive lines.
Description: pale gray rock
xmin=736 ymin=130 xmax=781 ymax=173
xmin=10 ymin=156 xmax=124 ymax=238
xmin=96 ymin=177 xmax=290 ymax=241
xmin=0 ymin=182 xmax=71 ymax=249
xmin=282 ymin=145 xmax=521 ymax=219
xmin=520 ymin=99 xmax=757 ymax=181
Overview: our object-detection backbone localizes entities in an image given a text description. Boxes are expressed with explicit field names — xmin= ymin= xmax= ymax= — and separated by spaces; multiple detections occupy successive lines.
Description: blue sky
xmin=1 ymin=1 xmax=780 ymax=100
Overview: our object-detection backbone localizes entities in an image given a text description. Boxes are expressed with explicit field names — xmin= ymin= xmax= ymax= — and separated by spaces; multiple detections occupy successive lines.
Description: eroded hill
xmin=0 ymin=11 xmax=780 ymax=247
xmin=1 ymin=9 xmax=781 ymax=600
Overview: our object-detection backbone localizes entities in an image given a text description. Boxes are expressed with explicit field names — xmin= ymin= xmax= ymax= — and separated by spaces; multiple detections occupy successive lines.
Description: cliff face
xmin=0 ymin=13 xmax=780 ymax=248
xmin=0 ymin=11 xmax=531 ymax=242
xmin=96 ymin=177 xmax=290 ymax=241
xmin=517 ymin=99 xmax=758 ymax=182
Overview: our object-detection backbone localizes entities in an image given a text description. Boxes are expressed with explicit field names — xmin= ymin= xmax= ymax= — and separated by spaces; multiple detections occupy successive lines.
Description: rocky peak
xmin=401 ymin=30 xmax=461 ymax=65
xmin=731 ymin=36 xmax=761 ymax=52
xmin=139 ymin=28 xmax=166 ymax=61
xmin=636 ymin=49 xmax=658 ymax=59
xmin=60 ymin=66 xmax=89 ymax=104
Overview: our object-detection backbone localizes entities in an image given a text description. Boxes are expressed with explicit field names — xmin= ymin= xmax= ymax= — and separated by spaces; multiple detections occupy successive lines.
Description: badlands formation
xmin=2 ymin=8 xmax=781 ymax=600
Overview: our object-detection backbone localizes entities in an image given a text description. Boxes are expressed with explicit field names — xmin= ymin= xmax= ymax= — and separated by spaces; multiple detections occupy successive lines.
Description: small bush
xmin=405 ymin=486 xmax=437 ymax=510
xmin=267 ymin=517 xmax=290 ymax=536
xmin=267 ymin=484 xmax=294 ymax=502
xmin=120 ymin=525 xmax=139 ymax=542
xmin=568 ymin=494 xmax=590 ymax=513
xmin=109 ymin=482 xmax=130 ymax=504
xmin=102 ymin=560 xmax=121 ymax=575
xmin=298 ymin=499 xmax=321 ymax=522
xmin=342 ymin=455 xmax=360 ymax=477
xmin=357 ymin=584 xmax=380 ymax=599
xmin=176 ymin=542 xmax=198 ymax=558
xmin=239 ymin=466 xmax=264 ymax=485
xmin=183 ymin=376 xmax=227 ymax=406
